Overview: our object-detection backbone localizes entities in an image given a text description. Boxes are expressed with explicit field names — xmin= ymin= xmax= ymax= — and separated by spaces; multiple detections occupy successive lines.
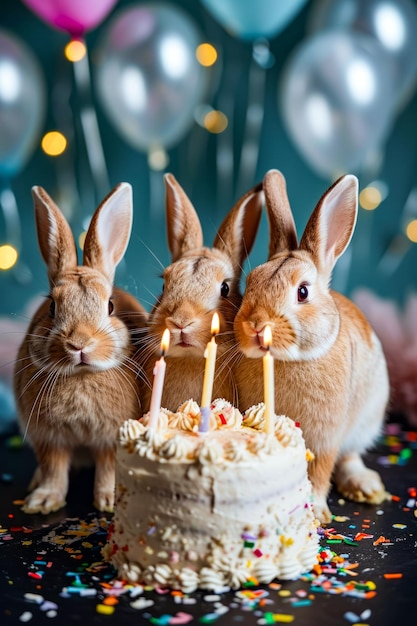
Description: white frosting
xmin=251 ymin=559 xmax=279 ymax=584
xmin=159 ymin=434 xmax=194 ymax=460
xmin=105 ymin=400 xmax=319 ymax=592
xmin=119 ymin=419 xmax=146 ymax=447
xmin=242 ymin=402 xmax=265 ymax=428
xmin=139 ymin=398 xmax=243 ymax=435
xmin=199 ymin=567 xmax=226 ymax=591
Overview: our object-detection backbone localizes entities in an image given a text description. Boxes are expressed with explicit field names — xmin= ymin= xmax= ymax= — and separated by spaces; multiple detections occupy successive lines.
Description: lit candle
xmin=199 ymin=312 xmax=220 ymax=432
xmin=263 ymin=324 xmax=275 ymax=435
xmin=148 ymin=328 xmax=170 ymax=430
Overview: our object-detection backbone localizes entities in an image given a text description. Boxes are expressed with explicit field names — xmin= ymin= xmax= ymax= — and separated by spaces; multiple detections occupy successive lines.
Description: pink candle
xmin=148 ymin=328 xmax=170 ymax=430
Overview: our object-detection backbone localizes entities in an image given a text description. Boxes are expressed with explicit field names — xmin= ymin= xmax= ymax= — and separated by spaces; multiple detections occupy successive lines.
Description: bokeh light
xmin=64 ymin=40 xmax=87 ymax=62
xmin=78 ymin=231 xmax=87 ymax=251
xmin=148 ymin=146 xmax=169 ymax=171
xmin=203 ymin=110 xmax=228 ymax=134
xmin=406 ymin=219 xmax=417 ymax=243
xmin=196 ymin=43 xmax=218 ymax=67
xmin=41 ymin=131 xmax=67 ymax=156
xmin=359 ymin=186 xmax=382 ymax=210
xmin=0 ymin=244 xmax=18 ymax=270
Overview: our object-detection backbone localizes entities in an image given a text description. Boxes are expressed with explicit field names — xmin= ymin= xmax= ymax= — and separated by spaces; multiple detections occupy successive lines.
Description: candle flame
xmin=161 ymin=328 xmax=170 ymax=354
xmin=264 ymin=324 xmax=272 ymax=349
xmin=211 ymin=312 xmax=220 ymax=335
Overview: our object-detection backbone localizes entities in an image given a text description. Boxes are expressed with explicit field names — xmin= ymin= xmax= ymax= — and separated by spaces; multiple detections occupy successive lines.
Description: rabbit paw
xmin=336 ymin=467 xmax=390 ymax=505
xmin=94 ymin=490 xmax=114 ymax=513
xmin=22 ymin=488 xmax=66 ymax=515
xmin=312 ymin=496 xmax=333 ymax=525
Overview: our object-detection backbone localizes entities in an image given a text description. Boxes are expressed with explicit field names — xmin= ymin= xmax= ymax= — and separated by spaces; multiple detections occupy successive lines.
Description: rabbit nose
xmin=166 ymin=317 xmax=192 ymax=331
xmin=66 ymin=332 xmax=94 ymax=353
xmin=67 ymin=336 xmax=87 ymax=352
xmin=67 ymin=339 xmax=86 ymax=352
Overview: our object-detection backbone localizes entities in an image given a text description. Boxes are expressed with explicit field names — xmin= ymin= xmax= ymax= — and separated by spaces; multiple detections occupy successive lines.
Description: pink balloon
xmin=22 ymin=0 xmax=119 ymax=37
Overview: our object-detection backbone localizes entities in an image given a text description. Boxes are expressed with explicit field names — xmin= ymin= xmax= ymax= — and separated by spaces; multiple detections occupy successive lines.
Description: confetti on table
xmin=264 ymin=613 xmax=295 ymax=623
xmin=2 ymin=421 xmax=417 ymax=624
xmin=19 ymin=611 xmax=33 ymax=622
xmin=96 ymin=603 xmax=115 ymax=615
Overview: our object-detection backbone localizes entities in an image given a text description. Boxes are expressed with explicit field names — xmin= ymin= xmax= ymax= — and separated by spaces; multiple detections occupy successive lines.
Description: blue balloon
xmin=0 ymin=29 xmax=46 ymax=178
xmin=201 ymin=0 xmax=308 ymax=41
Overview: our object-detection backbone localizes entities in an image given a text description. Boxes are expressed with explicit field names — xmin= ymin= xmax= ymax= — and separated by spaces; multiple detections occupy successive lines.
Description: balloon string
xmin=235 ymin=55 xmax=266 ymax=197
xmin=149 ymin=169 xmax=165 ymax=222
xmin=332 ymin=246 xmax=352 ymax=294
xmin=378 ymin=185 xmax=417 ymax=275
xmin=72 ymin=42 xmax=110 ymax=201
xmin=215 ymin=57 xmax=237 ymax=212
xmin=0 ymin=184 xmax=21 ymax=250
xmin=50 ymin=67 xmax=81 ymax=217
xmin=378 ymin=235 xmax=410 ymax=276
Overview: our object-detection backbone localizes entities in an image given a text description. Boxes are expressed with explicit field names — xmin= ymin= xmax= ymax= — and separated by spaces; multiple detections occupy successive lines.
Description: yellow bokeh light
xmin=196 ymin=43 xmax=218 ymax=67
xmin=406 ymin=219 xmax=417 ymax=243
xmin=41 ymin=131 xmax=67 ymax=157
xmin=78 ymin=231 xmax=87 ymax=250
xmin=359 ymin=186 xmax=382 ymax=210
xmin=0 ymin=244 xmax=18 ymax=270
xmin=64 ymin=39 xmax=87 ymax=62
xmin=204 ymin=110 xmax=228 ymax=134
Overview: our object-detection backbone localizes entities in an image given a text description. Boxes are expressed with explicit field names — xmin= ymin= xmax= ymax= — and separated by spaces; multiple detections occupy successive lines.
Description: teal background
xmin=1 ymin=0 xmax=417 ymax=322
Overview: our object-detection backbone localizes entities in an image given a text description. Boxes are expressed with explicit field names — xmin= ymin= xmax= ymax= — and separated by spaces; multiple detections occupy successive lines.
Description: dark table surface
xmin=1 ymin=415 xmax=416 ymax=626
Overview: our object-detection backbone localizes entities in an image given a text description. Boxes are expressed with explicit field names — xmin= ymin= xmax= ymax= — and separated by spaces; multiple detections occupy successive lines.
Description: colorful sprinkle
xmin=19 ymin=612 xmax=33 ymax=622
xmin=96 ymin=603 xmax=115 ymax=615
xmin=265 ymin=613 xmax=295 ymax=623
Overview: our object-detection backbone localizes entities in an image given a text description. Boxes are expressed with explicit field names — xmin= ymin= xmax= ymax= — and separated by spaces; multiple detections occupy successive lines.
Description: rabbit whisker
xmin=135 ymin=237 xmax=165 ymax=273
xmin=22 ymin=363 xmax=63 ymax=440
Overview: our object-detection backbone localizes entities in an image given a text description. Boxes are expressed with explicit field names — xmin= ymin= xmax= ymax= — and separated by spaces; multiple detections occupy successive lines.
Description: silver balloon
xmin=0 ymin=28 xmax=46 ymax=177
xmin=280 ymin=30 xmax=395 ymax=179
xmin=95 ymin=3 xmax=209 ymax=152
xmin=309 ymin=0 xmax=417 ymax=108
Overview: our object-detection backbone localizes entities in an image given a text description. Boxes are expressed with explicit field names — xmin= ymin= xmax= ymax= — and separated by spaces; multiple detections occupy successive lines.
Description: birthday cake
xmin=103 ymin=399 xmax=319 ymax=593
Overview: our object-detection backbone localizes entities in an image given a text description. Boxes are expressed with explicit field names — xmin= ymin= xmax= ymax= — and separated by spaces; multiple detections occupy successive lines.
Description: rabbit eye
xmin=108 ymin=300 xmax=114 ymax=315
xmin=49 ymin=299 xmax=56 ymax=317
xmin=298 ymin=284 xmax=309 ymax=302
xmin=220 ymin=281 xmax=230 ymax=298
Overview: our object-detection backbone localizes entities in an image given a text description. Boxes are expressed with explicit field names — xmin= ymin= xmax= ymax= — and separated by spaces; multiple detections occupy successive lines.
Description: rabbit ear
xmin=213 ymin=181 xmax=263 ymax=275
xmin=83 ymin=182 xmax=133 ymax=284
xmin=263 ymin=169 xmax=298 ymax=259
xmin=299 ymin=174 xmax=358 ymax=279
xmin=164 ymin=173 xmax=203 ymax=262
xmin=32 ymin=186 xmax=78 ymax=283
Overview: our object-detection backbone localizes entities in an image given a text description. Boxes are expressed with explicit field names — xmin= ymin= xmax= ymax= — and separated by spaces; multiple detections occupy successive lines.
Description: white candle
xmin=199 ymin=312 xmax=220 ymax=432
xmin=263 ymin=324 xmax=275 ymax=435
xmin=148 ymin=328 xmax=170 ymax=430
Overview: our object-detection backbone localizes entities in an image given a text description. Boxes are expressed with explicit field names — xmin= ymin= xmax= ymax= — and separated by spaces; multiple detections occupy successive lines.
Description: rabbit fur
xmin=14 ymin=183 xmax=147 ymax=514
xmin=233 ymin=169 xmax=390 ymax=523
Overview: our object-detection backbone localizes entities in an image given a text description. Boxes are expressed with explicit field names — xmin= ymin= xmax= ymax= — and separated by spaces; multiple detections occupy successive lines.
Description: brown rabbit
xmin=14 ymin=183 xmax=147 ymax=514
xmin=137 ymin=173 xmax=263 ymax=412
xmin=234 ymin=169 xmax=390 ymax=523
